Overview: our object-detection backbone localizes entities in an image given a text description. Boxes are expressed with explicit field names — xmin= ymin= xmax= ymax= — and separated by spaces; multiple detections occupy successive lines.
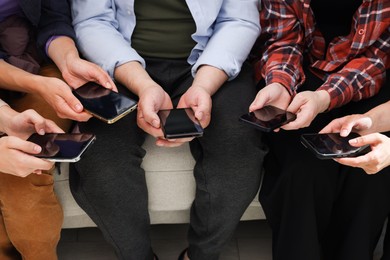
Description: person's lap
xmin=260 ymin=69 xmax=390 ymax=260
xmin=70 ymin=60 xmax=266 ymax=260
xmin=0 ymin=64 xmax=68 ymax=260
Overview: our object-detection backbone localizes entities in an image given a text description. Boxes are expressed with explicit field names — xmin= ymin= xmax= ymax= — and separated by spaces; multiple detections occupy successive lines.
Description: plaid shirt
xmin=253 ymin=0 xmax=390 ymax=110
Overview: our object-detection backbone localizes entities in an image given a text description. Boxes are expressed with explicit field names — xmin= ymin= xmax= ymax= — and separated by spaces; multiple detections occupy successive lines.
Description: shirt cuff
xmin=45 ymin=36 xmax=63 ymax=56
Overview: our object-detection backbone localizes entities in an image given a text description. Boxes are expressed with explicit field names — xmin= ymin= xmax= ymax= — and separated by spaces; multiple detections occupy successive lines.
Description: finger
xmin=44 ymin=119 xmax=65 ymax=134
xmin=140 ymin=106 xmax=160 ymax=129
xmin=21 ymin=109 xmax=47 ymax=135
xmin=348 ymin=133 xmax=383 ymax=147
xmin=62 ymin=90 xmax=84 ymax=113
xmin=340 ymin=117 xmax=372 ymax=137
xmin=192 ymin=105 xmax=211 ymax=129
xmin=339 ymin=121 xmax=357 ymax=137
xmin=90 ymin=67 xmax=117 ymax=92
xmin=281 ymin=111 xmax=308 ymax=130
xmin=249 ymin=92 xmax=268 ymax=112
xmin=156 ymin=138 xmax=189 ymax=147
xmin=59 ymin=104 xmax=92 ymax=121
xmin=73 ymin=112 xmax=93 ymax=122
xmin=335 ymin=153 xmax=372 ymax=167
xmin=191 ymin=98 xmax=210 ymax=122
xmin=285 ymin=96 xmax=303 ymax=114
xmin=6 ymin=136 xmax=42 ymax=154
xmin=16 ymin=154 xmax=54 ymax=172
xmin=137 ymin=113 xmax=164 ymax=137
xmin=320 ymin=119 xmax=343 ymax=134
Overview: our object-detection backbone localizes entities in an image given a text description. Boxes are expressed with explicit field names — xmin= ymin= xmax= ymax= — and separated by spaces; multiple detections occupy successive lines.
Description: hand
xmin=320 ymin=114 xmax=373 ymax=137
xmin=178 ymin=85 xmax=212 ymax=128
xmin=2 ymin=108 xmax=64 ymax=139
xmin=136 ymin=84 xmax=173 ymax=141
xmin=61 ymin=54 xmax=117 ymax=91
xmin=0 ymin=136 xmax=54 ymax=177
xmin=36 ymin=76 xmax=92 ymax=121
xmin=47 ymin=36 xmax=116 ymax=91
xmin=283 ymin=90 xmax=330 ymax=130
xmin=249 ymin=82 xmax=291 ymax=112
xmin=249 ymin=82 xmax=292 ymax=132
xmin=152 ymin=85 xmax=212 ymax=148
xmin=335 ymin=133 xmax=390 ymax=174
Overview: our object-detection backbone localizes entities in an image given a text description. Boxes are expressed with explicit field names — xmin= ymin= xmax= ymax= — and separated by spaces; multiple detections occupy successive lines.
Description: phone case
xmin=28 ymin=133 xmax=96 ymax=163
xmin=72 ymin=82 xmax=138 ymax=124
xmin=239 ymin=106 xmax=296 ymax=132
xmin=158 ymin=108 xmax=204 ymax=139
xmin=300 ymin=133 xmax=371 ymax=159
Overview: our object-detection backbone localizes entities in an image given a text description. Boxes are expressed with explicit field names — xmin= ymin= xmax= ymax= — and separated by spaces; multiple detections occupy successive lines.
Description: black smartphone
xmin=158 ymin=108 xmax=204 ymax=139
xmin=239 ymin=105 xmax=297 ymax=132
xmin=27 ymin=133 xmax=96 ymax=163
xmin=300 ymin=132 xmax=371 ymax=159
xmin=72 ymin=82 xmax=138 ymax=124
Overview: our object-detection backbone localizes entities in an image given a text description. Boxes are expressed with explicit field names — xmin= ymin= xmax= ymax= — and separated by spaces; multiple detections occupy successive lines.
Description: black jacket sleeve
xmin=0 ymin=51 xmax=6 ymax=60
xmin=37 ymin=0 xmax=76 ymax=54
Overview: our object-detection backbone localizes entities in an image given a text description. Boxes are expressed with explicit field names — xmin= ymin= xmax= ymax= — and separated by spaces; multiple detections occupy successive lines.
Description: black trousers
xmin=260 ymin=69 xmax=390 ymax=260
xmin=69 ymin=59 xmax=268 ymax=260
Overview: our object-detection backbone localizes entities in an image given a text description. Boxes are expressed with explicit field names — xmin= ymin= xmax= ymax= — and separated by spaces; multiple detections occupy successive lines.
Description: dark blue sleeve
xmin=0 ymin=50 xmax=7 ymax=60
xmin=37 ymin=0 xmax=76 ymax=55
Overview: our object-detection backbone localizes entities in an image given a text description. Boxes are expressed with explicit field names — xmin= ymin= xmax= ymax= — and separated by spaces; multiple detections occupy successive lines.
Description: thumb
xmin=62 ymin=87 xmax=84 ymax=113
xmin=6 ymin=136 xmax=42 ymax=154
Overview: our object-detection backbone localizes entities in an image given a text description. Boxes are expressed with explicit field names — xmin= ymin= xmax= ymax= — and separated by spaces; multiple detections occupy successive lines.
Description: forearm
xmin=47 ymin=36 xmax=79 ymax=73
xmin=114 ymin=61 xmax=160 ymax=96
xmin=0 ymin=105 xmax=18 ymax=133
xmin=364 ymin=101 xmax=390 ymax=133
xmin=0 ymin=60 xmax=44 ymax=94
xmin=318 ymin=57 xmax=387 ymax=110
xmin=192 ymin=65 xmax=228 ymax=96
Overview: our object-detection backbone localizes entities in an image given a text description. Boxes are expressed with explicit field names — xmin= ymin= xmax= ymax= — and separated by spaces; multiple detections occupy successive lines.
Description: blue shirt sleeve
xmin=71 ymin=0 xmax=260 ymax=80
xmin=72 ymin=0 xmax=144 ymax=78
xmin=191 ymin=0 xmax=261 ymax=80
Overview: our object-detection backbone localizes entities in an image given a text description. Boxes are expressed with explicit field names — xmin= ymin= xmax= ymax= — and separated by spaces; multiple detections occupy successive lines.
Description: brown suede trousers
xmin=0 ymin=65 xmax=72 ymax=260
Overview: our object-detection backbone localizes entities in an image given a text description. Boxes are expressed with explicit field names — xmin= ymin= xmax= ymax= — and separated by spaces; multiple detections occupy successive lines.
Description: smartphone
xmin=158 ymin=108 xmax=204 ymax=139
xmin=300 ymin=132 xmax=371 ymax=159
xmin=72 ymin=82 xmax=138 ymax=124
xmin=239 ymin=105 xmax=297 ymax=132
xmin=27 ymin=133 xmax=96 ymax=163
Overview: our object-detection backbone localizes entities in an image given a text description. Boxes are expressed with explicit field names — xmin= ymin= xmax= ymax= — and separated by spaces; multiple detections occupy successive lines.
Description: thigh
xmin=185 ymin=62 xmax=267 ymax=260
xmin=189 ymin=62 xmax=265 ymax=198
xmin=70 ymin=110 xmax=153 ymax=259
xmin=0 ymin=172 xmax=62 ymax=259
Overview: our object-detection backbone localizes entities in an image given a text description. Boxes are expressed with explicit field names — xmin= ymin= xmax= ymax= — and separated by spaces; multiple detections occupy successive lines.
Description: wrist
xmin=138 ymin=82 xmax=163 ymax=99
xmin=0 ymin=105 xmax=18 ymax=134
xmin=30 ymin=75 xmax=49 ymax=95
xmin=192 ymin=65 xmax=227 ymax=96
xmin=48 ymin=36 xmax=79 ymax=72
xmin=316 ymin=90 xmax=331 ymax=113
xmin=189 ymin=84 xmax=213 ymax=96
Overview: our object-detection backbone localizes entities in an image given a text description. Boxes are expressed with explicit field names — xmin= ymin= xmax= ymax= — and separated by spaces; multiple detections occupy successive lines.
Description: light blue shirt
xmin=71 ymin=0 xmax=260 ymax=80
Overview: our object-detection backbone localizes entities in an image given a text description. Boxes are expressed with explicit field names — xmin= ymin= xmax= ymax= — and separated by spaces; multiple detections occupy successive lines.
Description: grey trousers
xmin=69 ymin=59 xmax=267 ymax=260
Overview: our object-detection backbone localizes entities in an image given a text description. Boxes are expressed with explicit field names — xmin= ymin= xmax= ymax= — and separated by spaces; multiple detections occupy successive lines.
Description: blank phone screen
xmin=239 ymin=106 xmax=296 ymax=132
xmin=73 ymin=82 xmax=137 ymax=122
xmin=27 ymin=133 xmax=95 ymax=160
xmin=301 ymin=133 xmax=370 ymax=159
xmin=158 ymin=108 xmax=203 ymax=139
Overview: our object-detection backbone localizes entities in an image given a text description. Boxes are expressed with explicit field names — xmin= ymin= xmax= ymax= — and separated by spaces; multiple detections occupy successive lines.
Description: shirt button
xmin=358 ymin=29 xmax=365 ymax=35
